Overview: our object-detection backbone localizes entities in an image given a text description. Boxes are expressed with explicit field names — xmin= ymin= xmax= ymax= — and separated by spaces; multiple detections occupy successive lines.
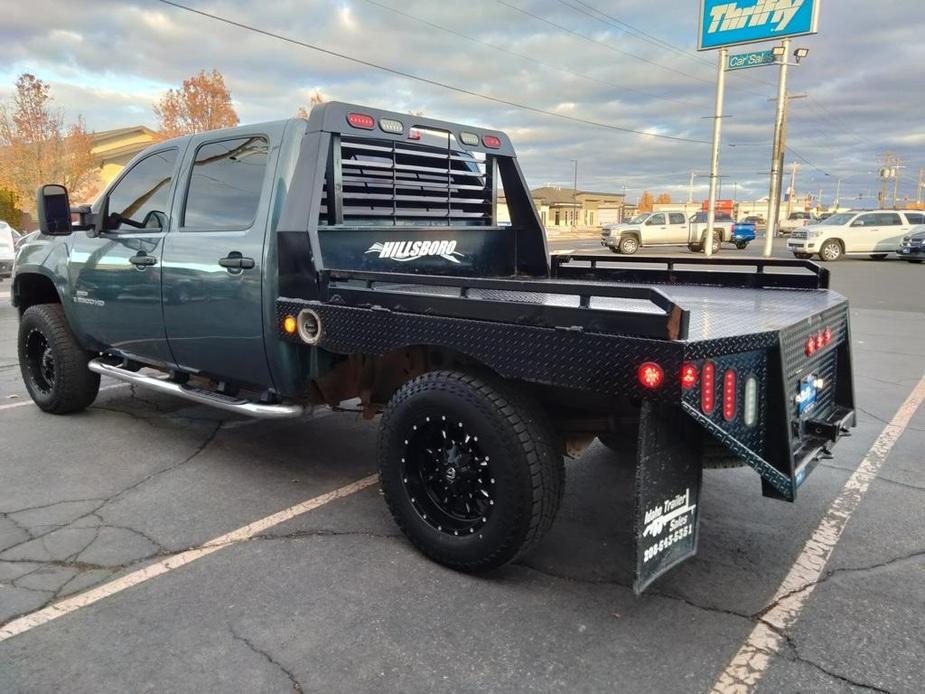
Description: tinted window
xmin=669 ymin=213 xmax=686 ymax=224
xmin=648 ymin=213 xmax=666 ymax=225
xmin=905 ymin=213 xmax=925 ymax=225
xmin=877 ymin=213 xmax=902 ymax=226
xmin=853 ymin=214 xmax=879 ymax=227
xmin=183 ymin=136 xmax=269 ymax=229
xmin=107 ymin=150 xmax=178 ymax=231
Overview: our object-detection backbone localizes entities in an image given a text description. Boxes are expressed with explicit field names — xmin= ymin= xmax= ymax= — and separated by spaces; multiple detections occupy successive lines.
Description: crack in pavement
xmin=229 ymin=628 xmax=304 ymax=693
xmin=754 ymin=549 xmax=925 ymax=623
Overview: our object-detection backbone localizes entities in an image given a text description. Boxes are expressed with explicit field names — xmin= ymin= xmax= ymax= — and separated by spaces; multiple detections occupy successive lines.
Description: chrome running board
xmin=88 ymin=359 xmax=307 ymax=419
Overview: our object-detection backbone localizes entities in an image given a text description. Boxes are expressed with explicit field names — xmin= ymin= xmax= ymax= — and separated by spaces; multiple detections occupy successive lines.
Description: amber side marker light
xmin=283 ymin=315 xmax=297 ymax=335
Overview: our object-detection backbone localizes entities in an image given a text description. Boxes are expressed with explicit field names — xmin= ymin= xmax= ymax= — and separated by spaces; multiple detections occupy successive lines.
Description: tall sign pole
xmin=704 ymin=47 xmax=728 ymax=258
xmin=764 ymin=39 xmax=790 ymax=257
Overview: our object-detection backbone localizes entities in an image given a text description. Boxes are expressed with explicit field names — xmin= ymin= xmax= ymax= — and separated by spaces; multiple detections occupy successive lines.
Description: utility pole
xmin=879 ymin=153 xmax=894 ymax=207
xmin=688 ymin=170 xmax=696 ymax=204
xmin=704 ymin=47 xmax=728 ymax=258
xmin=891 ymin=157 xmax=902 ymax=208
xmin=834 ymin=178 xmax=842 ymax=210
xmin=570 ymin=159 xmax=579 ymax=229
xmin=765 ymin=40 xmax=790 ymax=256
xmin=917 ymin=168 xmax=924 ymax=206
xmin=786 ymin=162 xmax=799 ymax=218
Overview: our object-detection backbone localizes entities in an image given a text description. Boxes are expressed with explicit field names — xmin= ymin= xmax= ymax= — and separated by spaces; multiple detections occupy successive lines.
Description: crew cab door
xmin=162 ymin=127 xmax=280 ymax=388
xmin=642 ymin=213 xmax=669 ymax=244
xmin=666 ymin=212 xmax=689 ymax=243
xmin=68 ymin=147 xmax=183 ymax=366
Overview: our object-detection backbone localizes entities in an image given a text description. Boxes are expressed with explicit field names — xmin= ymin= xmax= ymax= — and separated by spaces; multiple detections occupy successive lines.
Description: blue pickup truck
xmin=12 ymin=103 xmax=855 ymax=593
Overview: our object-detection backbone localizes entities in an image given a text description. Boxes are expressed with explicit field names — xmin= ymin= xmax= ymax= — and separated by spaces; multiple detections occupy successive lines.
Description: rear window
xmin=905 ymin=212 xmax=925 ymax=225
xmin=669 ymin=213 xmax=686 ymax=224
xmin=183 ymin=136 xmax=269 ymax=229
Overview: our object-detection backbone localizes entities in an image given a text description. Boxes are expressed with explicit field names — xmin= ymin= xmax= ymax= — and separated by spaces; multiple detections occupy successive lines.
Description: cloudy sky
xmin=2 ymin=0 xmax=923 ymax=204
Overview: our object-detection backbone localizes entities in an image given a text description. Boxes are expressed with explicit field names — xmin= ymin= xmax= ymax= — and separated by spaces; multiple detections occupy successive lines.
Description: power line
xmin=495 ymin=0 xmax=717 ymax=86
xmin=155 ymin=0 xmax=710 ymax=145
xmin=356 ymin=0 xmax=702 ymax=109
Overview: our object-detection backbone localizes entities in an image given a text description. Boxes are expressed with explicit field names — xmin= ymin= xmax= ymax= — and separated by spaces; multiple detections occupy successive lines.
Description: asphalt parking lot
xmin=1 ymin=246 xmax=924 ymax=693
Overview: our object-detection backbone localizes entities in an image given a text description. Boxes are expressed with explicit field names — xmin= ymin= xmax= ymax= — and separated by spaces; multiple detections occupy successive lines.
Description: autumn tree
xmin=638 ymin=191 xmax=654 ymax=212
xmin=656 ymin=193 xmax=672 ymax=204
xmin=296 ymin=89 xmax=327 ymax=119
xmin=0 ymin=73 xmax=100 ymax=212
xmin=153 ymin=69 xmax=239 ymax=139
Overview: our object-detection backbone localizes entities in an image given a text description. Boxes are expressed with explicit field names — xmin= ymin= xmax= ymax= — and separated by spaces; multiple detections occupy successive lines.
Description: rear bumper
xmin=899 ymin=246 xmax=925 ymax=258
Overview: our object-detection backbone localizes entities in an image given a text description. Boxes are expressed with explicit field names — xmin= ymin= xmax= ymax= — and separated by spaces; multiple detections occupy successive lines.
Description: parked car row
xmin=787 ymin=209 xmax=925 ymax=262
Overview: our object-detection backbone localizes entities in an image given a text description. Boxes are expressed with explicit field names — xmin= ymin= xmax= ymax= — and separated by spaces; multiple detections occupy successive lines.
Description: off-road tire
xmin=619 ymin=236 xmax=640 ymax=255
xmin=819 ymin=239 xmax=843 ymax=262
xmin=378 ymin=370 xmax=564 ymax=572
xmin=18 ymin=303 xmax=100 ymax=414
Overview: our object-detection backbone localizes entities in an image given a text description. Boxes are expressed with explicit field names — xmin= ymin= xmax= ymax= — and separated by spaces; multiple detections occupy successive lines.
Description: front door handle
xmin=129 ymin=253 xmax=157 ymax=267
xmin=219 ymin=252 xmax=255 ymax=271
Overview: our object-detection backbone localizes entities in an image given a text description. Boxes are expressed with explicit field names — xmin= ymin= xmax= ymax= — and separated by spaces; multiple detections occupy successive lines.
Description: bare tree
xmin=296 ymin=89 xmax=327 ymax=119
xmin=0 ymin=73 xmax=100 ymax=211
xmin=154 ymin=69 xmax=239 ymax=139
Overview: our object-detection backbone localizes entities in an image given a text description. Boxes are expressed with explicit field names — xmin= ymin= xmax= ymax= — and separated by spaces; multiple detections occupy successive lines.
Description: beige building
xmin=498 ymin=186 xmax=625 ymax=228
xmin=90 ymin=126 xmax=158 ymax=186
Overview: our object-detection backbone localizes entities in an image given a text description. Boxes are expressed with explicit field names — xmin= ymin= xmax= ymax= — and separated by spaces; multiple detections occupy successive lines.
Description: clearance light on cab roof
xmin=460 ymin=132 xmax=480 ymax=147
xmin=638 ymin=362 xmax=664 ymax=389
xmin=408 ymin=129 xmax=421 ymax=141
xmin=482 ymin=134 xmax=502 ymax=149
xmin=379 ymin=118 xmax=404 ymax=135
xmin=346 ymin=112 xmax=375 ymax=130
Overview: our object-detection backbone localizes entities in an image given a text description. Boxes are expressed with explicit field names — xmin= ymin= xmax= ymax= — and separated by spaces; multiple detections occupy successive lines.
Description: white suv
xmin=788 ymin=210 xmax=924 ymax=261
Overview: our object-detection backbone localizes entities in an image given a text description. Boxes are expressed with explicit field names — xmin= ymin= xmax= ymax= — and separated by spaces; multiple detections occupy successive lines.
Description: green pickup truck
xmin=12 ymin=103 xmax=856 ymax=593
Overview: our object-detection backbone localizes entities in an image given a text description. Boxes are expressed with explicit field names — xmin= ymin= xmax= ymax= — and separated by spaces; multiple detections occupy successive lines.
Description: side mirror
xmin=36 ymin=184 xmax=73 ymax=236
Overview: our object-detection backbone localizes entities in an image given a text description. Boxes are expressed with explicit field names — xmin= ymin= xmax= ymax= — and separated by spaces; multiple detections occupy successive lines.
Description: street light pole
xmin=764 ymin=40 xmax=790 ymax=256
xmin=834 ymin=178 xmax=842 ymax=210
xmin=704 ymin=47 xmax=728 ymax=258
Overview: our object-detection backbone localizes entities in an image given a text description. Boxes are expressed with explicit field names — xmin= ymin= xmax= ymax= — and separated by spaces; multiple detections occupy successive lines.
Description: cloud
xmin=1 ymin=0 xmax=923 ymax=202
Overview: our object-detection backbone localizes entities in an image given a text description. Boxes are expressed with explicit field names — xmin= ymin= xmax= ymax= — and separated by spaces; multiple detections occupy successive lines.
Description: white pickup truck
xmin=601 ymin=211 xmax=735 ymax=254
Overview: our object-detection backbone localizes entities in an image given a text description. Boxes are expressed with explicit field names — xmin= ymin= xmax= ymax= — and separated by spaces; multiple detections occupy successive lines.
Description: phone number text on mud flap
xmin=643 ymin=522 xmax=693 ymax=564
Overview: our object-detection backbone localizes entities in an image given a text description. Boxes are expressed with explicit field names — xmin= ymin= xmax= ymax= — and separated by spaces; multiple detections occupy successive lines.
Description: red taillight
xmin=346 ymin=112 xmax=375 ymax=130
xmin=681 ymin=362 xmax=698 ymax=389
xmin=805 ymin=336 xmax=817 ymax=357
xmin=723 ymin=370 xmax=737 ymax=421
xmin=482 ymin=134 xmax=502 ymax=149
xmin=823 ymin=326 xmax=833 ymax=345
xmin=408 ymin=129 xmax=421 ymax=140
xmin=638 ymin=362 xmax=664 ymax=389
xmin=702 ymin=361 xmax=715 ymax=414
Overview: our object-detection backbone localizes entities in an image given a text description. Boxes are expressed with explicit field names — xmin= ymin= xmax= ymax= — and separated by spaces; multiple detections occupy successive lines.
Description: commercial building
xmin=498 ymin=186 xmax=626 ymax=229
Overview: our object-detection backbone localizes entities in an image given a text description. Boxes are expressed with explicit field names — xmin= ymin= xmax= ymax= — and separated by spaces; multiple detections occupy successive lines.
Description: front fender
xmin=12 ymin=235 xmax=72 ymax=313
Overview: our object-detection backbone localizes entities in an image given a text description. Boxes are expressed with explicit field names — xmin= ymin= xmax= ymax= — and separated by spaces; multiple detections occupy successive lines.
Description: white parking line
xmin=0 ymin=384 xmax=129 ymax=412
xmin=711 ymin=374 xmax=925 ymax=693
xmin=0 ymin=473 xmax=378 ymax=642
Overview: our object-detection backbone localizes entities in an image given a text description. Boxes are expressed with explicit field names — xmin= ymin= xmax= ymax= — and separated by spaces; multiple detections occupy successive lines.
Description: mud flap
xmin=633 ymin=401 xmax=704 ymax=594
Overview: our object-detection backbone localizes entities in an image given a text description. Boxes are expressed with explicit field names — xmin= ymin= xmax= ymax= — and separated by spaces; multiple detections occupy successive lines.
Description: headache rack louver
xmin=319 ymin=134 xmax=497 ymax=228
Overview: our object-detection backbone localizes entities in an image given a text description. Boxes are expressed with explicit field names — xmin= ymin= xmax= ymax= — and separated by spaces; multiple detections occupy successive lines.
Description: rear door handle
xmin=129 ymin=253 xmax=157 ymax=267
xmin=219 ymin=252 xmax=255 ymax=271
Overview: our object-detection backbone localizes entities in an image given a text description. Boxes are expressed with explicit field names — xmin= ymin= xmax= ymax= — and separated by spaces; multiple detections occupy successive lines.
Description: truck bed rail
xmin=322 ymin=269 xmax=691 ymax=340
xmin=551 ymin=254 xmax=830 ymax=290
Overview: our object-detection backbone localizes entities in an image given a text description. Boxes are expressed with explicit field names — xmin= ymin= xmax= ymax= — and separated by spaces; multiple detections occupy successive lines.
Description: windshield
xmin=629 ymin=214 xmax=650 ymax=224
xmin=821 ymin=212 xmax=856 ymax=225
